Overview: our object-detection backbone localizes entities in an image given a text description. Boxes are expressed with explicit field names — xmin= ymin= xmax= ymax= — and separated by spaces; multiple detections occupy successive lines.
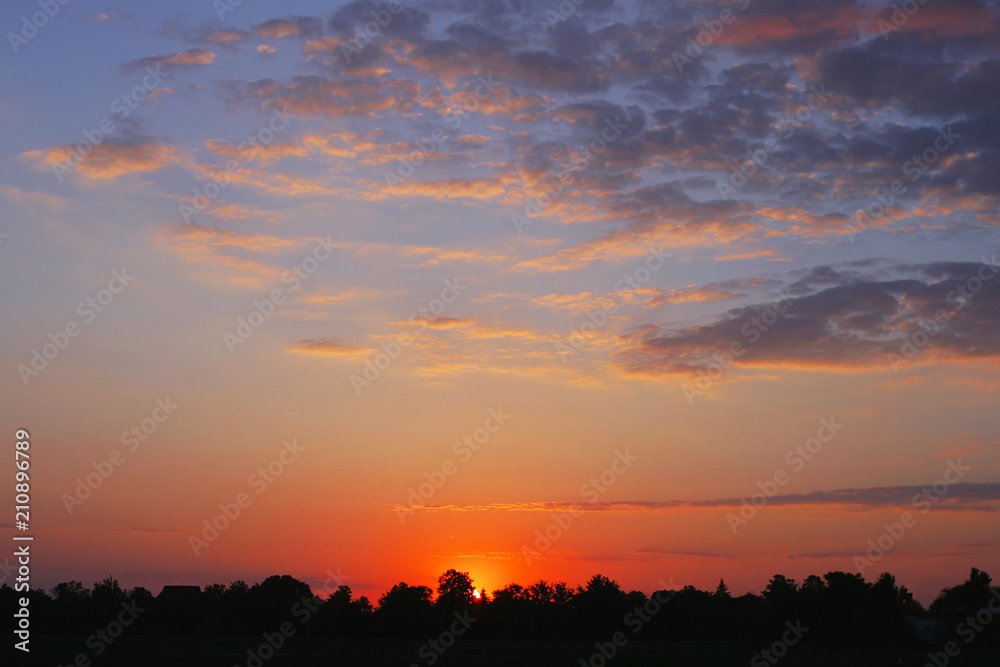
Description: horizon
xmin=28 ymin=564 xmax=995 ymax=609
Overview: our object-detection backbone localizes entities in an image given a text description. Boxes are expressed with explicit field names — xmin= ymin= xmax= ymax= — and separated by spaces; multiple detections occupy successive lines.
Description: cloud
xmin=286 ymin=338 xmax=373 ymax=357
xmin=398 ymin=482 xmax=1000 ymax=514
xmin=327 ymin=1 xmax=429 ymax=42
xmin=814 ymin=46 xmax=1000 ymax=119
xmin=416 ymin=316 xmax=476 ymax=330
xmin=122 ymin=48 xmax=216 ymax=73
xmin=89 ymin=3 xmax=1000 ymax=282
xmin=868 ymin=0 xmax=997 ymax=43
xmin=299 ymin=287 xmax=409 ymax=307
xmin=160 ymin=223 xmax=302 ymax=254
xmin=222 ymin=76 xmax=420 ymax=117
xmin=634 ymin=549 xmax=734 ymax=559
xmin=644 ymin=278 xmax=772 ymax=307
xmin=21 ymin=142 xmax=182 ymax=180
xmin=254 ymin=16 xmax=323 ymax=39
xmin=204 ymin=139 xmax=308 ymax=165
xmin=156 ymin=224 xmax=303 ymax=288
xmin=618 ymin=260 xmax=1000 ymax=375
xmin=183 ymin=0 xmax=1000 ymax=266
xmin=204 ymin=29 xmax=248 ymax=44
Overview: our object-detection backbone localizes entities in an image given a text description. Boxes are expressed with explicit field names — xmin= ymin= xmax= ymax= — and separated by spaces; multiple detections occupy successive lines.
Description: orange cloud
xmin=204 ymin=139 xmax=308 ymax=165
xmin=157 ymin=224 xmax=303 ymax=288
xmin=286 ymin=338 xmax=373 ymax=357
xmin=205 ymin=30 xmax=246 ymax=44
xmin=123 ymin=49 xmax=216 ymax=72
xmin=22 ymin=142 xmax=182 ymax=180
xmin=254 ymin=17 xmax=321 ymax=39
xmin=397 ymin=245 xmax=513 ymax=266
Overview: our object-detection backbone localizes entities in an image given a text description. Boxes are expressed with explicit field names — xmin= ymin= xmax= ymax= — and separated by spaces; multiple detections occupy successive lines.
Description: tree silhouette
xmin=51 ymin=580 xmax=92 ymax=633
xmin=314 ymin=585 xmax=372 ymax=637
xmin=92 ymin=576 xmax=127 ymax=627
xmin=376 ymin=582 xmax=434 ymax=636
xmin=436 ymin=568 xmax=476 ymax=611
xmin=245 ymin=575 xmax=315 ymax=634
xmin=929 ymin=567 xmax=1000 ymax=646
xmin=23 ymin=567 xmax=1000 ymax=650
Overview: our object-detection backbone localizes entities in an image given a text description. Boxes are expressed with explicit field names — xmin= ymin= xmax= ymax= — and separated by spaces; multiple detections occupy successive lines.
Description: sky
xmin=1 ymin=0 xmax=999 ymax=606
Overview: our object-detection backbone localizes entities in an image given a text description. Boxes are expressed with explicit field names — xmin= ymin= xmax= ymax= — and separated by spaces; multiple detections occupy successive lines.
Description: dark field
xmin=5 ymin=636 xmax=1000 ymax=667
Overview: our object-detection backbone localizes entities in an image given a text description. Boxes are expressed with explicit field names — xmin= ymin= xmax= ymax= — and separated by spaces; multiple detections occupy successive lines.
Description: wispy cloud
xmin=395 ymin=483 xmax=1000 ymax=514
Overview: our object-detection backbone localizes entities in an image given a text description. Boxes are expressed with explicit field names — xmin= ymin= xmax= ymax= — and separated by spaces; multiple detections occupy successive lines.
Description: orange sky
xmin=2 ymin=0 xmax=1000 ymax=607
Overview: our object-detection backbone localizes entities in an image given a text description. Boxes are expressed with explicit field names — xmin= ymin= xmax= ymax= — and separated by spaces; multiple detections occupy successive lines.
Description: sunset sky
xmin=2 ymin=0 xmax=999 ymax=606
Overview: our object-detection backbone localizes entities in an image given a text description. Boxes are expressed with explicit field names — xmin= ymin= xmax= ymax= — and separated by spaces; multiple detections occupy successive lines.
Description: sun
xmin=473 ymin=588 xmax=481 ymax=600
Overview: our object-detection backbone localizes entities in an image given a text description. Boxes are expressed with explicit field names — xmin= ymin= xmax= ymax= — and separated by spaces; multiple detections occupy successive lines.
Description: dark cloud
xmin=414 ymin=483 xmax=1000 ymax=513
xmin=221 ymin=75 xmax=421 ymax=117
xmin=328 ymin=1 xmax=430 ymax=41
xmin=503 ymin=50 xmax=611 ymax=92
xmin=187 ymin=0 xmax=1000 ymax=252
xmin=619 ymin=261 xmax=1000 ymax=375
xmin=817 ymin=46 xmax=1000 ymax=118
xmin=444 ymin=22 xmax=508 ymax=55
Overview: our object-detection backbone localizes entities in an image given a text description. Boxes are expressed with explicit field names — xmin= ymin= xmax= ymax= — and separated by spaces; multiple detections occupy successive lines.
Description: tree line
xmin=3 ymin=568 xmax=998 ymax=648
